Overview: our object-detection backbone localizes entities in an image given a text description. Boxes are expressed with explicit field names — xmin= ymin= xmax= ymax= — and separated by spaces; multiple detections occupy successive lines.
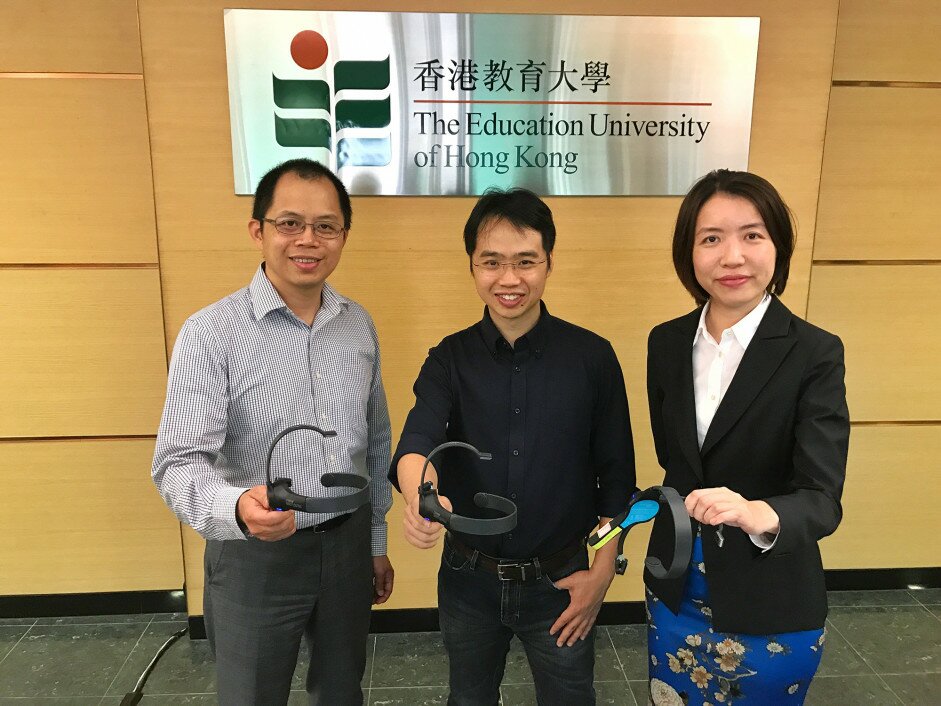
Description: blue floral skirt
xmin=646 ymin=536 xmax=825 ymax=705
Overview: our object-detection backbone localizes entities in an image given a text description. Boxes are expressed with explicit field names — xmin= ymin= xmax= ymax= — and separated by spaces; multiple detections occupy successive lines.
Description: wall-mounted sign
xmin=224 ymin=10 xmax=759 ymax=196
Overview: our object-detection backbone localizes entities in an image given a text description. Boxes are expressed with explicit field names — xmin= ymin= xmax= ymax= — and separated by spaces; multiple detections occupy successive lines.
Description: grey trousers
xmin=204 ymin=503 xmax=373 ymax=706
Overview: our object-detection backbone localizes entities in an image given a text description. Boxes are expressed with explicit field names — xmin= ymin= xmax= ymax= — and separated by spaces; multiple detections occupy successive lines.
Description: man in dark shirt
xmin=391 ymin=188 xmax=636 ymax=705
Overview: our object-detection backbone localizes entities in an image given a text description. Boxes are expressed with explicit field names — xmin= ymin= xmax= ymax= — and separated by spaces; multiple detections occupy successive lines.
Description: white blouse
xmin=692 ymin=293 xmax=776 ymax=550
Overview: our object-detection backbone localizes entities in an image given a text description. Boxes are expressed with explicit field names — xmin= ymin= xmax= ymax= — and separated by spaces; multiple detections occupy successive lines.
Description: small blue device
xmin=587 ymin=486 xmax=692 ymax=579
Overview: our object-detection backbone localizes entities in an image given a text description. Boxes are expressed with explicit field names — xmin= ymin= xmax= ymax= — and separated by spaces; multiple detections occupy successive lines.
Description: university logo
xmin=273 ymin=30 xmax=392 ymax=168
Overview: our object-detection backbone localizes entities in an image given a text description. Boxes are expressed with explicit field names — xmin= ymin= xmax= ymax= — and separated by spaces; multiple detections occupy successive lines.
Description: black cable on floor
xmin=119 ymin=626 xmax=188 ymax=705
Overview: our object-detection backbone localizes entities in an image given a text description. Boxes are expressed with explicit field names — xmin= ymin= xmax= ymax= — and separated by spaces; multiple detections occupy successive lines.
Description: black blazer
xmin=644 ymin=296 xmax=849 ymax=634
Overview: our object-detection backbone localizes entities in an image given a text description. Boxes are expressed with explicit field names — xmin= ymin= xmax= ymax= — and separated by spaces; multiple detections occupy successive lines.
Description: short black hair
xmin=673 ymin=169 xmax=795 ymax=306
xmin=463 ymin=188 xmax=556 ymax=268
xmin=251 ymin=158 xmax=352 ymax=229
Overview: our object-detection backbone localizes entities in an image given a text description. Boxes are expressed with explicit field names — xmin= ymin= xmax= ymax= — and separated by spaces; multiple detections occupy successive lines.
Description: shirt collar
xmin=249 ymin=263 xmax=348 ymax=322
xmin=479 ymin=300 xmax=550 ymax=356
xmin=694 ymin=293 xmax=772 ymax=348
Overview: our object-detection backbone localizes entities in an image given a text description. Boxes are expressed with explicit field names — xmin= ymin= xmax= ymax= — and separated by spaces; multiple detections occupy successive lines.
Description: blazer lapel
xmin=700 ymin=297 xmax=796 ymax=458
xmin=662 ymin=309 xmax=704 ymax=481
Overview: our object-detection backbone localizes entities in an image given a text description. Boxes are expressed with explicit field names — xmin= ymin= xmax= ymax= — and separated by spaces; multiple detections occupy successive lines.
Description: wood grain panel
xmin=0 ymin=268 xmax=168 ymax=438
xmin=182 ymin=525 xmax=205 ymax=615
xmin=142 ymin=0 xmax=838 ymax=611
xmin=0 ymin=78 xmax=157 ymax=264
xmin=807 ymin=265 xmax=940 ymax=421
xmin=833 ymin=0 xmax=941 ymax=83
xmin=821 ymin=425 xmax=941 ymax=569
xmin=0 ymin=1 xmax=142 ymax=74
xmin=0 ymin=438 xmax=183 ymax=595
xmin=815 ymin=87 xmax=941 ymax=261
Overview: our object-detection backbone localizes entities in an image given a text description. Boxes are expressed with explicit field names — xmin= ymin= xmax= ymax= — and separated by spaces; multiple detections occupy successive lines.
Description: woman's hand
xmin=685 ymin=487 xmax=780 ymax=537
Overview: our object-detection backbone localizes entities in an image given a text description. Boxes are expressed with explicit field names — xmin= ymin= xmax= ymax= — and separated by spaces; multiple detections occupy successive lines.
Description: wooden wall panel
xmin=182 ymin=526 xmax=205 ymax=615
xmin=0 ymin=269 xmax=168 ymax=438
xmin=139 ymin=0 xmax=838 ymax=612
xmin=0 ymin=1 xmax=142 ymax=74
xmin=806 ymin=265 xmax=940 ymax=422
xmin=832 ymin=0 xmax=941 ymax=83
xmin=820 ymin=425 xmax=941 ymax=569
xmin=0 ymin=439 xmax=183 ymax=594
xmin=0 ymin=78 xmax=157 ymax=264
xmin=0 ymin=2 xmax=181 ymax=600
xmin=815 ymin=87 xmax=941 ymax=261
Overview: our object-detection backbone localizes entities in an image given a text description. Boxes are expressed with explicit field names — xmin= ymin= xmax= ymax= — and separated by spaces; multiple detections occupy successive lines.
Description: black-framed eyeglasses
xmin=472 ymin=259 xmax=547 ymax=273
xmin=262 ymin=217 xmax=346 ymax=239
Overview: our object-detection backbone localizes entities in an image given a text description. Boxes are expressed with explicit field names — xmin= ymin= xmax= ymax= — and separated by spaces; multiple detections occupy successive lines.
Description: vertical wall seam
xmin=135 ymin=0 xmax=186 ymax=592
xmin=805 ymin=0 xmax=843 ymax=324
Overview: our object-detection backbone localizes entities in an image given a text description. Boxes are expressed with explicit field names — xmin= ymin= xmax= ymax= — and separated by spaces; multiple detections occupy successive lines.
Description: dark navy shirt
xmin=390 ymin=304 xmax=636 ymax=559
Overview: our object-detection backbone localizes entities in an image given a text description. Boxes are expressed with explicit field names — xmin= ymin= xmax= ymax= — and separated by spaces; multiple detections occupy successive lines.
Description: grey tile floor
xmin=0 ymin=589 xmax=939 ymax=704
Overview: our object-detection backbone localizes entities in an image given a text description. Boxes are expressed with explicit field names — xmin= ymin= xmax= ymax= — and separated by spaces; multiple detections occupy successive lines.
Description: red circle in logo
xmin=290 ymin=30 xmax=328 ymax=70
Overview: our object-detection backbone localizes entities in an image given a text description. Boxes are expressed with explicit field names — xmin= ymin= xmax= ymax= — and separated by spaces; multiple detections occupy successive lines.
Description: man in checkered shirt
xmin=153 ymin=159 xmax=393 ymax=705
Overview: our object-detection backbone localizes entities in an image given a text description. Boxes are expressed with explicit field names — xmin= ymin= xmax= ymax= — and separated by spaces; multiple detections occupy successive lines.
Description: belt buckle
xmin=497 ymin=561 xmax=527 ymax=581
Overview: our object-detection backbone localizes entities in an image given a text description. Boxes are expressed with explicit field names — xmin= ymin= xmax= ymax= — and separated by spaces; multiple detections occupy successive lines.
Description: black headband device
xmin=417 ymin=441 xmax=518 ymax=536
xmin=266 ymin=424 xmax=370 ymax=513
xmin=588 ymin=485 xmax=692 ymax=580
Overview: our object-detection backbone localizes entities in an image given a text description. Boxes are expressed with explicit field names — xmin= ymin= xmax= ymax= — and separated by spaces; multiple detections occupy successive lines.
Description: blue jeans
xmin=437 ymin=537 xmax=596 ymax=706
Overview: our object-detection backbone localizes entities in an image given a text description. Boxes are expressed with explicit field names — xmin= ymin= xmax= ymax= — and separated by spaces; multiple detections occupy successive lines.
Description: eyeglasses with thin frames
xmin=262 ymin=217 xmax=346 ymax=239
xmin=472 ymin=259 xmax=547 ymax=273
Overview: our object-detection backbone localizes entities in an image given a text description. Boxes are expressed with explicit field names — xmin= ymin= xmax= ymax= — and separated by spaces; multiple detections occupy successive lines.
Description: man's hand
xmin=403 ymin=492 xmax=451 ymax=549
xmin=236 ymin=485 xmax=296 ymax=541
xmin=548 ymin=563 xmax=615 ymax=647
xmin=549 ymin=521 xmax=618 ymax=648
xmin=685 ymin=487 xmax=780 ymax=536
xmin=373 ymin=555 xmax=394 ymax=605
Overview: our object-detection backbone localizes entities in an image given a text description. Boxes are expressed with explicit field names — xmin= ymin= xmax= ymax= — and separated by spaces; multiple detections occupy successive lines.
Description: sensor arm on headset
xmin=588 ymin=485 xmax=692 ymax=580
xmin=266 ymin=424 xmax=371 ymax=513
xmin=417 ymin=441 xmax=518 ymax=536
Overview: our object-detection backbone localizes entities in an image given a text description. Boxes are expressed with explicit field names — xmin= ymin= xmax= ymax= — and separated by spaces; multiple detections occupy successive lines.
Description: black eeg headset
xmin=588 ymin=485 xmax=692 ymax=580
xmin=417 ymin=441 xmax=518 ymax=535
xmin=266 ymin=424 xmax=370 ymax=513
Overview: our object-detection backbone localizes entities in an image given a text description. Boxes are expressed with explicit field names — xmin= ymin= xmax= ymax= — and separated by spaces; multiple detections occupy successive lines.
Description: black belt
xmin=300 ymin=512 xmax=353 ymax=533
xmin=447 ymin=533 xmax=584 ymax=582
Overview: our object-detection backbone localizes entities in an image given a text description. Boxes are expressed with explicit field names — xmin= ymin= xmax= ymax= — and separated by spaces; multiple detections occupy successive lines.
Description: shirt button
xmin=512 ymin=450 xmax=519 ymax=456
xmin=321 ymin=413 xmax=327 ymax=420
xmin=330 ymin=454 xmax=336 ymax=462
xmin=316 ymin=371 xmax=322 ymax=379
xmin=718 ymin=351 xmax=724 ymax=358
xmin=711 ymin=395 xmax=716 ymax=401
xmin=511 ymin=493 xmax=517 ymax=499
xmin=507 ymin=533 xmax=513 ymax=540
xmin=514 ymin=408 xmax=521 ymax=414
xmin=514 ymin=366 xmax=521 ymax=373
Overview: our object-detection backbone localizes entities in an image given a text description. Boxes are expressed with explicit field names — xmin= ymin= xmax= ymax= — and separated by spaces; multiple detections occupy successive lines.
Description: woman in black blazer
xmin=644 ymin=170 xmax=849 ymax=705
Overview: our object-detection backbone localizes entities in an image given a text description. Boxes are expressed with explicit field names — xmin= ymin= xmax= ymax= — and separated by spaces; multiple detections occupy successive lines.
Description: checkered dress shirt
xmin=153 ymin=265 xmax=392 ymax=554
